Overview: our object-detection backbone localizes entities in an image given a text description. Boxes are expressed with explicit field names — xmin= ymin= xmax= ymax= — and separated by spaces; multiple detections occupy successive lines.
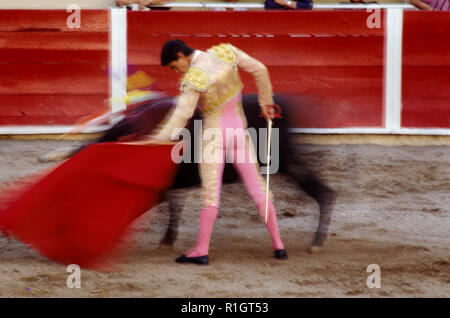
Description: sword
xmin=260 ymin=104 xmax=282 ymax=225
xmin=265 ymin=118 xmax=273 ymax=225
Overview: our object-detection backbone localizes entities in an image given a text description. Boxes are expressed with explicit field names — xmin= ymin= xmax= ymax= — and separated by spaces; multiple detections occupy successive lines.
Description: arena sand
xmin=0 ymin=139 xmax=448 ymax=298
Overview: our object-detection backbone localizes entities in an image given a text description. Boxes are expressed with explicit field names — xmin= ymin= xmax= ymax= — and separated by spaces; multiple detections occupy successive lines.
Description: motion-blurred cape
xmin=0 ymin=142 xmax=178 ymax=269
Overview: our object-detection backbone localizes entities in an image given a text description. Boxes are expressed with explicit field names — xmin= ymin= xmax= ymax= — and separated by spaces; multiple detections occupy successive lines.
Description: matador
xmin=152 ymin=39 xmax=287 ymax=265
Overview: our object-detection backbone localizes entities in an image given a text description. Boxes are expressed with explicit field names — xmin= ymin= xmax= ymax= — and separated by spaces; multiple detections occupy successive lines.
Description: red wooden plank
xmin=0 ymin=10 xmax=109 ymax=32
xmin=0 ymin=32 xmax=108 ymax=50
xmin=285 ymin=96 xmax=383 ymax=128
xmin=403 ymin=67 xmax=450 ymax=99
xmin=128 ymin=11 xmax=385 ymax=36
xmin=402 ymin=99 xmax=450 ymax=128
xmin=0 ymin=64 xmax=109 ymax=94
xmin=0 ymin=94 xmax=108 ymax=125
xmin=245 ymin=66 xmax=383 ymax=97
xmin=403 ymin=11 xmax=450 ymax=66
xmin=402 ymin=11 xmax=450 ymax=36
xmin=403 ymin=35 xmax=450 ymax=66
xmin=0 ymin=49 xmax=108 ymax=64
xmin=128 ymin=35 xmax=384 ymax=67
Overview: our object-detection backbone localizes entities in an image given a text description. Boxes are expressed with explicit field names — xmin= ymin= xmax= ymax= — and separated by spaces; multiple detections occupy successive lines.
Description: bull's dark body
xmin=86 ymin=94 xmax=335 ymax=248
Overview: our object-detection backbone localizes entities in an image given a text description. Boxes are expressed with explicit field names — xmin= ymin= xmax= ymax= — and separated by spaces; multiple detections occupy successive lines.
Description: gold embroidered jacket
xmin=153 ymin=43 xmax=275 ymax=141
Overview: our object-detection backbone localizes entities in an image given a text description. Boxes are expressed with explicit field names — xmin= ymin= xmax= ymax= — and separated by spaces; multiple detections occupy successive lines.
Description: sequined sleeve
xmin=152 ymin=87 xmax=200 ymax=141
xmin=229 ymin=44 xmax=274 ymax=107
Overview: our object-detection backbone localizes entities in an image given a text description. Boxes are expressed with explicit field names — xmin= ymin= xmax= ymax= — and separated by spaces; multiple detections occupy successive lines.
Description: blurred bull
xmin=42 ymin=94 xmax=336 ymax=253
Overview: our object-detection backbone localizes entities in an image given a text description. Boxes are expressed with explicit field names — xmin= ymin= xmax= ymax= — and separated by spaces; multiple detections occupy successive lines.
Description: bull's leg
xmin=285 ymin=158 xmax=336 ymax=253
xmin=159 ymin=191 xmax=185 ymax=248
xmin=306 ymin=180 xmax=336 ymax=253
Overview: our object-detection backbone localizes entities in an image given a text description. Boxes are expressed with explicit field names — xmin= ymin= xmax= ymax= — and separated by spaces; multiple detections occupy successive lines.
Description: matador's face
xmin=167 ymin=52 xmax=191 ymax=74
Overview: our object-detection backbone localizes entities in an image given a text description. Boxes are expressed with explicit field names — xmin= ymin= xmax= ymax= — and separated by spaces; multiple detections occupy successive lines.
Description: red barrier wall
xmin=0 ymin=10 xmax=109 ymax=125
xmin=127 ymin=11 xmax=385 ymax=129
xmin=402 ymin=12 xmax=450 ymax=129
xmin=0 ymin=10 xmax=448 ymax=132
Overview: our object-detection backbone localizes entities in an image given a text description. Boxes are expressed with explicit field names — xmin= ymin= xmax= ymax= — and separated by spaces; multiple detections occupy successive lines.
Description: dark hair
xmin=160 ymin=39 xmax=194 ymax=66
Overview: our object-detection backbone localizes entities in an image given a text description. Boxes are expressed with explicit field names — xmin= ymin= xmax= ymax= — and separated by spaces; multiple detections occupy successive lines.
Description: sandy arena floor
xmin=0 ymin=139 xmax=448 ymax=298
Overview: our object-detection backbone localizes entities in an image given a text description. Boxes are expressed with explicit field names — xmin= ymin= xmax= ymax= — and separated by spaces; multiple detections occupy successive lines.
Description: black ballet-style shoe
xmin=274 ymin=249 xmax=288 ymax=260
xmin=175 ymin=254 xmax=209 ymax=265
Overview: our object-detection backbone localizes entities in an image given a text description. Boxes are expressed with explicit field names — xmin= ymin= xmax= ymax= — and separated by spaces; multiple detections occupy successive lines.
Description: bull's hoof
xmin=308 ymin=245 xmax=323 ymax=254
xmin=158 ymin=235 xmax=175 ymax=250
xmin=38 ymin=146 xmax=78 ymax=162
xmin=157 ymin=242 xmax=174 ymax=250
xmin=159 ymin=235 xmax=175 ymax=250
xmin=308 ymin=233 xmax=327 ymax=254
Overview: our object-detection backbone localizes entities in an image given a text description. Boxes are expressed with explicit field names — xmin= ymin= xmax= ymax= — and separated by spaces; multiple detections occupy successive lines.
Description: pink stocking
xmin=232 ymin=147 xmax=285 ymax=251
xmin=258 ymin=200 xmax=285 ymax=251
xmin=186 ymin=206 xmax=218 ymax=257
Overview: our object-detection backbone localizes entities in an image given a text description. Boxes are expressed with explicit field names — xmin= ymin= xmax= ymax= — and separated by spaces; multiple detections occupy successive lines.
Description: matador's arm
xmin=229 ymin=45 xmax=275 ymax=107
xmin=152 ymin=87 xmax=200 ymax=141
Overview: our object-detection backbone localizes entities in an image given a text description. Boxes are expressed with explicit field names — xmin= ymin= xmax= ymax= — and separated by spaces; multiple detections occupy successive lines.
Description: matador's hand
xmin=260 ymin=104 xmax=282 ymax=121
xmin=260 ymin=105 xmax=275 ymax=121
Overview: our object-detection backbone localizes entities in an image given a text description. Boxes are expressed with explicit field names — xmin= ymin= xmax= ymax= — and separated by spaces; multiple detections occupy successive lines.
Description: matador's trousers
xmin=187 ymin=94 xmax=285 ymax=257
